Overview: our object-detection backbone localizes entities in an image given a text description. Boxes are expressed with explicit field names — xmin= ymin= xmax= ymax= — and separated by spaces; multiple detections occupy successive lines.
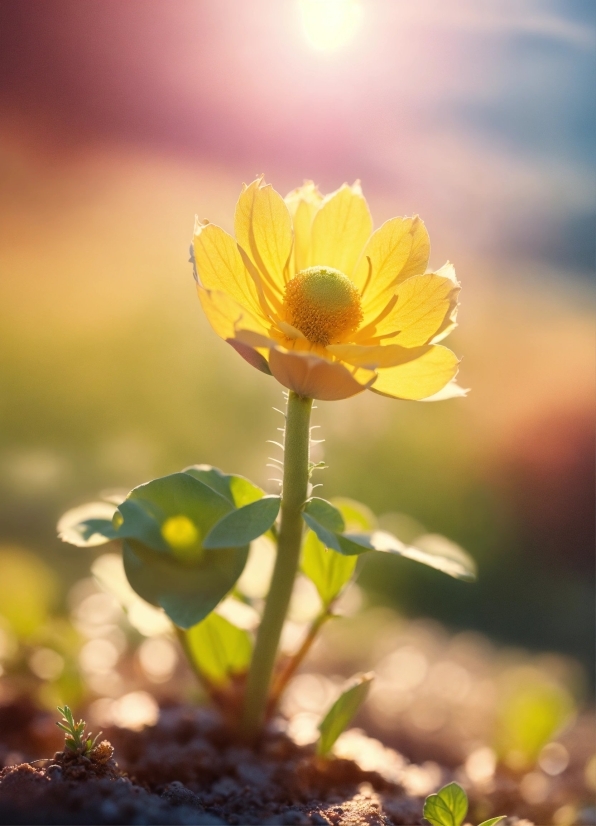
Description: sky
xmin=0 ymin=0 xmax=594 ymax=274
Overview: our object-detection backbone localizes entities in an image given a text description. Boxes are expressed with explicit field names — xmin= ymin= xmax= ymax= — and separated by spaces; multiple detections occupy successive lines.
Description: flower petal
xmin=193 ymin=221 xmax=265 ymax=320
xmin=234 ymin=178 xmax=293 ymax=297
xmin=197 ymin=286 xmax=269 ymax=341
xmin=310 ymin=182 xmax=372 ymax=277
xmin=421 ymin=380 xmax=469 ymax=401
xmin=371 ymin=345 xmax=459 ymax=400
xmin=354 ymin=216 xmax=430 ymax=316
xmin=285 ymin=181 xmax=323 ymax=275
xmin=327 ymin=342 xmax=431 ymax=369
xmin=228 ymin=340 xmax=272 ymax=375
xmin=268 ymin=348 xmax=374 ymax=401
xmin=356 ymin=273 xmax=460 ymax=347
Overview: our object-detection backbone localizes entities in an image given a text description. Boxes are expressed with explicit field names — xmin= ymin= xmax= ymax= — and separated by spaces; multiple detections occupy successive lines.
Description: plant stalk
xmin=267 ymin=608 xmax=332 ymax=715
xmin=241 ymin=391 xmax=313 ymax=739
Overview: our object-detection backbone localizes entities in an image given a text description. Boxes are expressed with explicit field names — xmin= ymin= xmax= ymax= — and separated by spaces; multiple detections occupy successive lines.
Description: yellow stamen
xmin=284 ymin=266 xmax=362 ymax=346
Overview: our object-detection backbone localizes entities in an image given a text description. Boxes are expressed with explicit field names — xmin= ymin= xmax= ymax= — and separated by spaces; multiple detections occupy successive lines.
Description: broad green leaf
xmin=114 ymin=470 xmax=250 ymax=628
xmin=317 ymin=673 xmax=373 ymax=756
xmin=57 ymin=502 xmax=119 ymax=547
xmin=118 ymin=472 xmax=233 ymax=555
xmin=183 ymin=465 xmax=263 ymax=508
xmin=331 ymin=498 xmax=377 ymax=532
xmin=302 ymin=511 xmax=342 ymax=553
xmin=369 ymin=531 xmax=477 ymax=581
xmin=117 ymin=498 xmax=168 ymax=553
xmin=184 ymin=611 xmax=252 ymax=686
xmin=122 ymin=540 xmax=249 ymax=629
xmin=336 ymin=533 xmax=375 ymax=555
xmin=304 ymin=498 xmax=345 ymax=532
xmin=302 ymin=502 xmax=474 ymax=580
xmin=423 ymin=782 xmax=468 ymax=826
xmin=203 ymin=496 xmax=280 ymax=549
xmin=301 ymin=530 xmax=357 ymax=607
xmin=303 ymin=507 xmax=374 ymax=558
xmin=478 ymin=818 xmax=506 ymax=826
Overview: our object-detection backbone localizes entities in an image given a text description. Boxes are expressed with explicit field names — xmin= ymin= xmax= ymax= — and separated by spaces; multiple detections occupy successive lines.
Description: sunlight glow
xmin=300 ymin=0 xmax=363 ymax=51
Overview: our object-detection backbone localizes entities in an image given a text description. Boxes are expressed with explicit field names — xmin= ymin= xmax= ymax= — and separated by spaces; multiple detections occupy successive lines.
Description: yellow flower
xmin=192 ymin=177 xmax=465 ymax=402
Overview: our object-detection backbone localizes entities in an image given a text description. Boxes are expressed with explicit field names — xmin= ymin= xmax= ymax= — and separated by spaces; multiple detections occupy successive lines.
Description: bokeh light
xmin=300 ymin=0 xmax=363 ymax=51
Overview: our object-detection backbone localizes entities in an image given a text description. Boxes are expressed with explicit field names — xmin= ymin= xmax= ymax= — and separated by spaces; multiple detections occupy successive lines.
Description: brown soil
xmin=0 ymin=701 xmax=422 ymax=825
xmin=1 ymin=698 xmax=594 ymax=825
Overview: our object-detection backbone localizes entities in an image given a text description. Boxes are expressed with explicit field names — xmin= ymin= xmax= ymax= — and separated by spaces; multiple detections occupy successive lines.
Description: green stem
xmin=267 ymin=608 xmax=332 ymax=715
xmin=241 ymin=391 xmax=313 ymax=739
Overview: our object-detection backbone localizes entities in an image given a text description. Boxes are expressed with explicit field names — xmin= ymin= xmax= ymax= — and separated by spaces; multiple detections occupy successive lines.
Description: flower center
xmin=284 ymin=266 xmax=363 ymax=346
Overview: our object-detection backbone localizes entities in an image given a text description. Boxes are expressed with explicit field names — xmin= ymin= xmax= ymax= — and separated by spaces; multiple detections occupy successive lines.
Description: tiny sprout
xmin=56 ymin=705 xmax=102 ymax=757
xmin=423 ymin=782 xmax=505 ymax=826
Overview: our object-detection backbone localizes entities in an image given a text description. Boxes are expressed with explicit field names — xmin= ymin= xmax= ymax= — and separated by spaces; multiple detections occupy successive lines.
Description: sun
xmin=299 ymin=0 xmax=363 ymax=52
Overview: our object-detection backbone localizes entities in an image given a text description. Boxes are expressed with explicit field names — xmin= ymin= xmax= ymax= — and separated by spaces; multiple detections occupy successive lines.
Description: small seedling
xmin=56 ymin=705 xmax=101 ymax=757
xmin=423 ymin=782 xmax=505 ymax=826
xmin=317 ymin=672 xmax=373 ymax=756
xmin=58 ymin=177 xmax=475 ymax=741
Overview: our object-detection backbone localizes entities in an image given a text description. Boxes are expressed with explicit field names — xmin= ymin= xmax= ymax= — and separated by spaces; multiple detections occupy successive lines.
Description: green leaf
xmin=117 ymin=472 xmax=233 ymax=554
xmin=203 ymin=496 xmax=281 ymax=549
xmin=303 ymin=510 xmax=374 ymax=557
xmin=304 ymin=498 xmax=345 ymax=532
xmin=183 ymin=465 xmax=264 ymax=508
xmin=114 ymin=470 xmax=250 ymax=628
xmin=369 ymin=531 xmax=477 ymax=581
xmin=331 ymin=498 xmax=377 ymax=532
xmin=423 ymin=782 xmax=468 ymax=826
xmin=317 ymin=673 xmax=373 ymax=756
xmin=301 ymin=530 xmax=357 ymax=607
xmin=477 ymin=818 xmax=506 ymax=826
xmin=57 ymin=502 xmax=119 ymax=547
xmin=122 ymin=540 xmax=249 ymax=629
xmin=184 ymin=611 xmax=252 ymax=686
xmin=302 ymin=511 xmax=341 ymax=553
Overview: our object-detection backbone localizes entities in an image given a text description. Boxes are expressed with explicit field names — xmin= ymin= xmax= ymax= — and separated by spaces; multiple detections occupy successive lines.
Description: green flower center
xmin=284 ymin=266 xmax=363 ymax=346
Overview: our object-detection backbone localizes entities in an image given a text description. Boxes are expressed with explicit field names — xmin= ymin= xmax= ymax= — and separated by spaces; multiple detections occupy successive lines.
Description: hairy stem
xmin=241 ymin=391 xmax=313 ymax=739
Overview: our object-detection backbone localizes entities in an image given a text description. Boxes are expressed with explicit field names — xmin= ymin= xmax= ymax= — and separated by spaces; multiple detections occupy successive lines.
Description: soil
xmin=0 ymin=700 xmax=422 ymax=825
xmin=0 ymin=698 xmax=594 ymax=825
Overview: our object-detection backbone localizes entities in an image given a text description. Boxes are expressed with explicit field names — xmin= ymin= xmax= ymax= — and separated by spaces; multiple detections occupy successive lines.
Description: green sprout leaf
xmin=203 ymin=496 xmax=281 ymax=549
xmin=423 ymin=782 xmax=468 ymax=826
xmin=56 ymin=705 xmax=101 ymax=756
xmin=184 ymin=611 xmax=252 ymax=686
xmin=301 ymin=530 xmax=357 ymax=608
xmin=317 ymin=672 xmax=373 ymax=756
xmin=57 ymin=501 xmax=119 ymax=547
xmin=477 ymin=818 xmax=506 ymax=826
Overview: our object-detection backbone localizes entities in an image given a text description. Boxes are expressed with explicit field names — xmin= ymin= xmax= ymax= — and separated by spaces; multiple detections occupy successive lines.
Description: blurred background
xmin=0 ymin=0 xmax=594 ymax=819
